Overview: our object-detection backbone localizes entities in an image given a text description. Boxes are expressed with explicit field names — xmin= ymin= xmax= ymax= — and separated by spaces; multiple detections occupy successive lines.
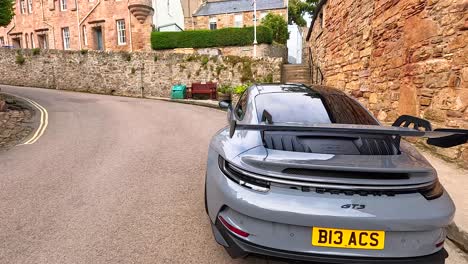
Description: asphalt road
xmin=0 ymin=85 xmax=466 ymax=264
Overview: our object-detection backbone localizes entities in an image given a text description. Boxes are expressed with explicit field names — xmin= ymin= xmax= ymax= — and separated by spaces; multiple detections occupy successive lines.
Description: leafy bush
xmin=218 ymin=84 xmax=233 ymax=95
xmin=32 ymin=48 xmax=41 ymax=56
xmin=233 ymin=83 xmax=251 ymax=95
xmin=151 ymin=26 xmax=273 ymax=50
xmin=261 ymin=13 xmax=289 ymax=45
xmin=259 ymin=73 xmax=274 ymax=83
xmin=15 ymin=52 xmax=25 ymax=65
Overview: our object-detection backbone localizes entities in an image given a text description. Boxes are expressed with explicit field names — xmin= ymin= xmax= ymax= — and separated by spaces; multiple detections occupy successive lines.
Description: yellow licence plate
xmin=312 ymin=227 xmax=385 ymax=250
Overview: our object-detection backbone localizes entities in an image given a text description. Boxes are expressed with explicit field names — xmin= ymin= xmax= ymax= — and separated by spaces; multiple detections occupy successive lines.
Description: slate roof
xmin=194 ymin=0 xmax=286 ymax=16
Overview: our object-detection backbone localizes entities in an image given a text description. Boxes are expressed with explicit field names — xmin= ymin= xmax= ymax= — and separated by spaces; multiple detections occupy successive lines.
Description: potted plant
xmin=217 ymin=84 xmax=233 ymax=102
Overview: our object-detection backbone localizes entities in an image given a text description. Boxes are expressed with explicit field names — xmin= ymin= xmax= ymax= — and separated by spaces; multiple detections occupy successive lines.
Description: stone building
xmin=306 ymin=0 xmax=467 ymax=131
xmin=0 ymin=0 xmax=154 ymax=51
xmin=184 ymin=0 xmax=288 ymax=30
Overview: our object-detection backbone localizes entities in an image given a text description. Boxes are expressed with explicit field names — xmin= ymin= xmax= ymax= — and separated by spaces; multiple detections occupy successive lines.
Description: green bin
xmin=171 ymin=84 xmax=187 ymax=99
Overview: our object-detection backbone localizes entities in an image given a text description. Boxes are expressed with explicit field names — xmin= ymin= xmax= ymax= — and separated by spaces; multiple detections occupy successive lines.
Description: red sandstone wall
xmin=309 ymin=0 xmax=467 ymax=129
xmin=0 ymin=0 xmax=153 ymax=51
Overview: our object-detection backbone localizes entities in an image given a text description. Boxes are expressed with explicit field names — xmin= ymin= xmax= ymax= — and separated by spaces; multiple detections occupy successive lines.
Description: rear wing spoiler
xmin=229 ymin=115 xmax=468 ymax=148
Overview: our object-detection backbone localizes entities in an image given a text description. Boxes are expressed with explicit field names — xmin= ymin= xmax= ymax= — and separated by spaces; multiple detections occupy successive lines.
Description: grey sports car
xmin=205 ymin=84 xmax=467 ymax=264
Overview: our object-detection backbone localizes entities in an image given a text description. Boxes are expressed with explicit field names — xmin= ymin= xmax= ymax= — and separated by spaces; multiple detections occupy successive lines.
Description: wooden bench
xmin=187 ymin=82 xmax=217 ymax=100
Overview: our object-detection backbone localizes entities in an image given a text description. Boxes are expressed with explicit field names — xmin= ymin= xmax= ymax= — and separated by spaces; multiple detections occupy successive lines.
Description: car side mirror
xmin=219 ymin=100 xmax=232 ymax=109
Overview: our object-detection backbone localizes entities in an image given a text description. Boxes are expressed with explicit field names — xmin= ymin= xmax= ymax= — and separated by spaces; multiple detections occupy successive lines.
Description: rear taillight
xmin=218 ymin=216 xmax=250 ymax=238
xmin=218 ymin=156 xmax=270 ymax=193
xmin=436 ymin=240 xmax=445 ymax=248
xmin=420 ymin=181 xmax=444 ymax=200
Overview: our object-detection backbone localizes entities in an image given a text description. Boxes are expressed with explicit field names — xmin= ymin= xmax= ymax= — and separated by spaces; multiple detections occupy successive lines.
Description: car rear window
xmin=255 ymin=92 xmax=378 ymax=125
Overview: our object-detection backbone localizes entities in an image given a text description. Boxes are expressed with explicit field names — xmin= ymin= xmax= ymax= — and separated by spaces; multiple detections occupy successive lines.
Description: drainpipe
xmin=127 ymin=0 xmax=133 ymax=52
xmin=40 ymin=0 xmax=56 ymax=49
xmin=76 ymin=0 xmax=81 ymax=50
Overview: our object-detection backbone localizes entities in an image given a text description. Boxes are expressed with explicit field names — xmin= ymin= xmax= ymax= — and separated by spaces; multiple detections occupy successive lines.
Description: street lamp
xmin=253 ymin=0 xmax=257 ymax=57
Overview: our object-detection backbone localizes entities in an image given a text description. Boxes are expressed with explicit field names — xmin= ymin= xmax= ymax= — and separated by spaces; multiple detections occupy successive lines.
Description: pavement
xmin=0 ymin=94 xmax=34 ymax=151
xmin=0 ymin=85 xmax=466 ymax=264
xmin=422 ymin=150 xmax=468 ymax=252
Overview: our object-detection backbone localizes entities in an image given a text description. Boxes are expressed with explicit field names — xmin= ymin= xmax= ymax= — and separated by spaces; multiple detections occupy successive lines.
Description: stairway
xmin=281 ymin=64 xmax=312 ymax=85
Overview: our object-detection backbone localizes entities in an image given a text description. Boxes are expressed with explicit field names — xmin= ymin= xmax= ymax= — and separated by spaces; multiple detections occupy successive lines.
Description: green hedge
xmin=151 ymin=26 xmax=273 ymax=50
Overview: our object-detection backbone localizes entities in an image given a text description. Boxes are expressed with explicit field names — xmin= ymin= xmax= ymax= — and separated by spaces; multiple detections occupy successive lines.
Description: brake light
xmin=436 ymin=240 xmax=444 ymax=248
xmin=218 ymin=216 xmax=250 ymax=238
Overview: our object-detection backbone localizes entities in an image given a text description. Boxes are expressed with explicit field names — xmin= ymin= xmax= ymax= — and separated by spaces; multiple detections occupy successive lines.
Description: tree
xmin=261 ymin=13 xmax=289 ymax=45
xmin=288 ymin=0 xmax=319 ymax=27
xmin=0 ymin=0 xmax=14 ymax=27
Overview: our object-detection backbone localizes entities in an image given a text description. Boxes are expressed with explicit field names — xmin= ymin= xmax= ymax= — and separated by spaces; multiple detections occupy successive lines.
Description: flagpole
xmin=253 ymin=0 xmax=257 ymax=57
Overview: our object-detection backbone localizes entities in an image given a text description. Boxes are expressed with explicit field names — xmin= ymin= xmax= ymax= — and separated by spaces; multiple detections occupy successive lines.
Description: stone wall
xmin=0 ymin=48 xmax=282 ymax=98
xmin=155 ymin=44 xmax=288 ymax=61
xmin=308 ymin=0 xmax=467 ymax=165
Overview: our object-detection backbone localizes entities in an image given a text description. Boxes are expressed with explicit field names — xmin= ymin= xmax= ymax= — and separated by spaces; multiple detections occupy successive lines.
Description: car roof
xmin=254 ymin=84 xmax=348 ymax=96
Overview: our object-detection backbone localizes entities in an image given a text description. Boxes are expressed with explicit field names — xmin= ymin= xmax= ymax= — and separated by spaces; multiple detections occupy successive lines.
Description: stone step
xmin=282 ymin=64 xmax=312 ymax=84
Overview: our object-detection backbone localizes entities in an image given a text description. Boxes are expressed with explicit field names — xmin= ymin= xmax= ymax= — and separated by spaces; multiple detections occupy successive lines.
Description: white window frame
xmin=30 ymin=33 xmax=35 ymax=48
xmin=260 ymin=12 xmax=268 ymax=20
xmin=27 ymin=0 xmax=33 ymax=13
xmin=209 ymin=17 xmax=217 ymax=30
xmin=62 ymin=27 xmax=70 ymax=50
xmin=60 ymin=0 xmax=67 ymax=11
xmin=116 ymin=20 xmax=126 ymax=45
xmin=20 ymin=0 xmax=26 ymax=14
xmin=234 ymin=14 xmax=243 ymax=28
xmin=82 ymin=26 xmax=88 ymax=46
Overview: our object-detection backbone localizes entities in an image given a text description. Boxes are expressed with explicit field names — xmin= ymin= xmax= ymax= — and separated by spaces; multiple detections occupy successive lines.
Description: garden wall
xmin=156 ymin=44 xmax=288 ymax=61
xmin=0 ymin=48 xmax=283 ymax=98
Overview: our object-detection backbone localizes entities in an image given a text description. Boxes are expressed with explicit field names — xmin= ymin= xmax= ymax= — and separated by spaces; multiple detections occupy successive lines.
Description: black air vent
xmin=282 ymin=168 xmax=410 ymax=180
xmin=263 ymin=131 xmax=399 ymax=155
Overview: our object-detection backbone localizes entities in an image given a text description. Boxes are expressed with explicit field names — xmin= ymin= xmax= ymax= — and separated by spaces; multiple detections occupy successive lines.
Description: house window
xmin=0 ymin=37 xmax=4 ymax=46
xmin=31 ymin=33 xmax=35 ymax=48
xmin=209 ymin=17 xmax=217 ymax=30
xmin=25 ymin=33 xmax=29 ymax=48
xmin=20 ymin=0 xmax=26 ymax=14
xmin=234 ymin=14 xmax=243 ymax=28
xmin=27 ymin=0 xmax=33 ymax=13
xmin=116 ymin=20 xmax=126 ymax=45
xmin=60 ymin=0 xmax=67 ymax=11
xmin=62 ymin=27 xmax=70 ymax=50
xmin=82 ymin=25 xmax=88 ymax=46
xmin=260 ymin=12 xmax=268 ymax=20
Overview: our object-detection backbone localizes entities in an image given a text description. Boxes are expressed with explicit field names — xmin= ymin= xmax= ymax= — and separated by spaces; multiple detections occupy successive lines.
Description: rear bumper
xmin=214 ymin=220 xmax=448 ymax=264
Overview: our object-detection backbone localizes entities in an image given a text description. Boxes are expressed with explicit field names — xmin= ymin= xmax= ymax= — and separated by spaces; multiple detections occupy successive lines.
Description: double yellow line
xmin=22 ymin=96 xmax=48 ymax=145
xmin=3 ymin=93 xmax=49 ymax=145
